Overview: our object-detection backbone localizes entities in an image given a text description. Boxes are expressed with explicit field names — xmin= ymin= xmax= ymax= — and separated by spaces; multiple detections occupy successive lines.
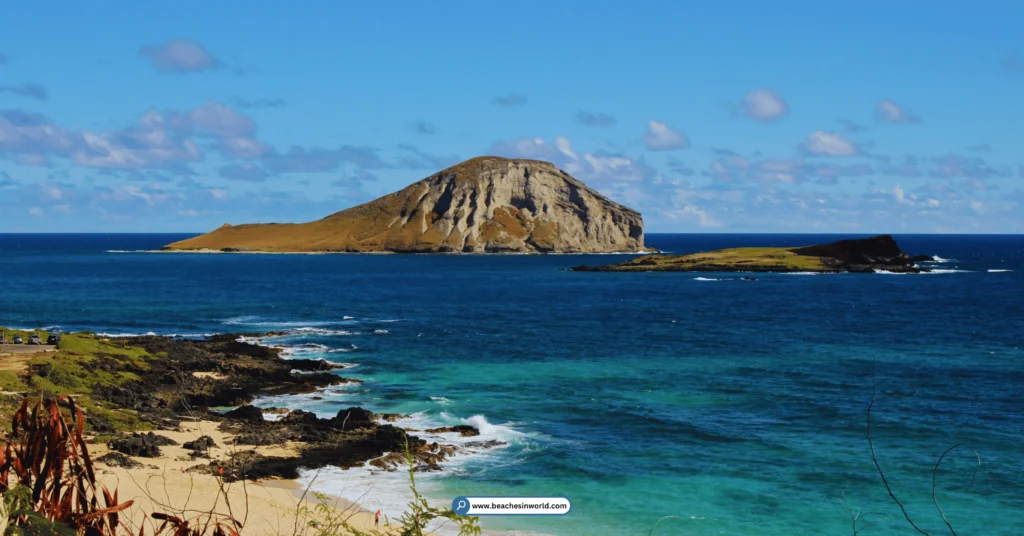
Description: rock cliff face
xmin=164 ymin=156 xmax=648 ymax=253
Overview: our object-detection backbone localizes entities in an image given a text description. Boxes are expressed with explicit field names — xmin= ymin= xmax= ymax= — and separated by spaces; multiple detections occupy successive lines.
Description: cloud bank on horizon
xmin=0 ymin=2 xmax=1022 ymax=233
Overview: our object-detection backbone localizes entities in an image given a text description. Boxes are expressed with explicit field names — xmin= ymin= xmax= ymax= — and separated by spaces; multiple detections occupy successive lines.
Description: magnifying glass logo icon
xmin=452 ymin=496 xmax=470 ymax=515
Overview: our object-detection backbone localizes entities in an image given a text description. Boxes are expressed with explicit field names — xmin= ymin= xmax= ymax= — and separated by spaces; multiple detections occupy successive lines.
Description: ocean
xmin=1 ymin=233 xmax=1021 ymax=536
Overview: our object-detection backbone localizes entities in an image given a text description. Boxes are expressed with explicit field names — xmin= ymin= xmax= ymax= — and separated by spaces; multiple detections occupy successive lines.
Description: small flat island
xmin=573 ymin=235 xmax=935 ymax=274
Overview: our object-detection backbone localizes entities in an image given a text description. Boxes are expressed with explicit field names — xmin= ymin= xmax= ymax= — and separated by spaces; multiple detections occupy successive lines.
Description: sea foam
xmin=297 ymin=412 xmax=532 ymax=533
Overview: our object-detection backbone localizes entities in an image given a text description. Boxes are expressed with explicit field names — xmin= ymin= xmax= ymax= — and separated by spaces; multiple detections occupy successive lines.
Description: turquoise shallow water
xmin=1 ymin=233 xmax=1022 ymax=535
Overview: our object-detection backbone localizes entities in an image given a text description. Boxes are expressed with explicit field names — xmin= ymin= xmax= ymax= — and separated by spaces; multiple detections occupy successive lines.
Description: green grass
xmin=77 ymin=397 xmax=150 ymax=433
xmin=55 ymin=334 xmax=153 ymax=370
xmin=2 ymin=331 xmax=157 ymax=433
xmin=27 ymin=335 xmax=154 ymax=395
xmin=0 ymin=370 xmax=28 ymax=392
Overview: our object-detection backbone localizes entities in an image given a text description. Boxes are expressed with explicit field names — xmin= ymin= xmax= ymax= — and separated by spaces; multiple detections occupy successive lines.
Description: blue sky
xmin=1 ymin=1 xmax=1022 ymax=233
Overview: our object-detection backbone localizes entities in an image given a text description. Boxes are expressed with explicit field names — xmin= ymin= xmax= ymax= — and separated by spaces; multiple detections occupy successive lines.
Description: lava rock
xmin=183 ymin=435 xmax=217 ymax=453
xmin=223 ymin=404 xmax=264 ymax=423
xmin=425 ymin=425 xmax=480 ymax=437
xmin=108 ymin=432 xmax=176 ymax=458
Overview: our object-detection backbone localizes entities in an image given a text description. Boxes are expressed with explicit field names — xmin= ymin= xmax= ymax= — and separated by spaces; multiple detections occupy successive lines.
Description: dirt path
xmin=0 ymin=345 xmax=56 ymax=373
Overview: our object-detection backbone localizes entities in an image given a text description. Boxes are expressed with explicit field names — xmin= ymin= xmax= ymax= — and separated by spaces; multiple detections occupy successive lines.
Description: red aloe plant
xmin=0 ymin=396 xmax=132 ymax=535
xmin=0 ymin=396 xmax=243 ymax=536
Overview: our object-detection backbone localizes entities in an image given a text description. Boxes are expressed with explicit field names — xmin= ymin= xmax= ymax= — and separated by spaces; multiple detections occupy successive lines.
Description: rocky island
xmin=164 ymin=156 xmax=650 ymax=253
xmin=573 ymin=235 xmax=935 ymax=273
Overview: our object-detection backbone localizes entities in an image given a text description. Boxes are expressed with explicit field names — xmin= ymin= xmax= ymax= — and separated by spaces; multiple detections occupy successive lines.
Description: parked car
xmin=12 ymin=335 xmax=23 ymax=344
xmin=0 ymin=334 xmax=8 ymax=344
xmin=28 ymin=334 xmax=43 ymax=345
xmin=47 ymin=334 xmax=61 ymax=345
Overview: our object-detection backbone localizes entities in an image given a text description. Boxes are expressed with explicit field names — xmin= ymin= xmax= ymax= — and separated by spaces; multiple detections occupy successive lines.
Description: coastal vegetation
xmin=0 ymin=328 xmax=482 ymax=535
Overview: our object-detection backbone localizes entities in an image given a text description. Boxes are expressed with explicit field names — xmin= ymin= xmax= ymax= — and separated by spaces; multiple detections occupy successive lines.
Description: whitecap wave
xmin=782 ymin=272 xmax=823 ymax=275
xmin=693 ymin=277 xmax=719 ymax=282
xmin=929 ymin=256 xmax=956 ymax=263
xmin=95 ymin=331 xmax=158 ymax=337
xmin=924 ymin=269 xmax=972 ymax=274
xmin=343 ymin=315 xmax=355 ymax=320
xmin=6 ymin=324 xmax=62 ymax=332
xmin=373 ymin=329 xmax=389 ymax=334
xmin=988 ymin=269 xmax=1013 ymax=273
xmin=250 ymin=381 xmax=360 ymax=411
xmin=461 ymin=414 xmax=526 ymax=443
xmin=288 ymin=327 xmax=358 ymax=336
xmin=92 ymin=331 xmax=218 ymax=338
xmin=874 ymin=270 xmax=910 ymax=275
xmin=429 ymin=396 xmax=452 ymax=406
xmin=220 ymin=316 xmax=338 ymax=328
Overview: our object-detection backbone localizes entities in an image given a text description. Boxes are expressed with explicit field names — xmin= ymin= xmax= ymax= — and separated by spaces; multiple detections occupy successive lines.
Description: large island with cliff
xmin=573 ymin=235 xmax=936 ymax=273
xmin=164 ymin=156 xmax=649 ymax=253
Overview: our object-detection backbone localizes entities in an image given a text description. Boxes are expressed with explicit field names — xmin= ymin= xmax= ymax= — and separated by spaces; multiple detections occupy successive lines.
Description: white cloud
xmin=801 ymin=131 xmax=859 ymax=156
xmin=555 ymin=137 xmax=576 ymax=160
xmin=139 ymin=39 xmax=221 ymax=73
xmin=216 ymin=137 xmax=270 ymax=159
xmin=643 ymin=120 xmax=688 ymax=151
xmin=876 ymin=99 xmax=920 ymax=123
xmin=41 ymin=185 xmax=63 ymax=201
xmin=169 ymin=101 xmax=256 ymax=139
xmin=492 ymin=136 xmax=655 ymax=188
xmin=742 ymin=89 xmax=788 ymax=121
xmin=664 ymin=204 xmax=720 ymax=227
xmin=28 ymin=206 xmax=42 ymax=216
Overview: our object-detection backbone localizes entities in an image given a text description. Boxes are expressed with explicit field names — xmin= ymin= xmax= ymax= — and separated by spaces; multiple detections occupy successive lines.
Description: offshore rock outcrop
xmin=573 ymin=235 xmax=931 ymax=273
xmin=164 ymin=156 xmax=649 ymax=253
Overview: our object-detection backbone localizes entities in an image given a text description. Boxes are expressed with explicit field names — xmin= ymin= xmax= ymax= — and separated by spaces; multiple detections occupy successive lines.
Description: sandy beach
xmin=89 ymin=419 xmax=405 ymax=536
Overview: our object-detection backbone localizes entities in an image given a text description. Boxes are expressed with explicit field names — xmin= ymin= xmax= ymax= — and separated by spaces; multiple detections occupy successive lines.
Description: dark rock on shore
xmin=98 ymin=335 xmax=350 ymax=416
xmin=97 ymin=452 xmax=152 ymax=469
xmin=184 ymin=435 xmax=217 ymax=451
xmin=425 ymin=425 xmax=480 ymax=437
xmin=224 ymin=404 xmax=264 ymax=423
xmin=76 ymin=332 xmax=498 ymax=483
xmin=108 ymin=432 xmax=178 ymax=458
xmin=287 ymin=358 xmax=346 ymax=371
xmin=206 ymin=407 xmax=452 ymax=482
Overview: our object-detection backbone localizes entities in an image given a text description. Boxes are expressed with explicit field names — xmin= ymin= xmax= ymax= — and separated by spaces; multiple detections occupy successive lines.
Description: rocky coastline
xmin=36 ymin=333 xmax=491 ymax=482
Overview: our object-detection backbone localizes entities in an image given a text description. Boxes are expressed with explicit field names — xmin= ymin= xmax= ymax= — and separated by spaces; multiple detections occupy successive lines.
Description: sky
xmin=1 ymin=1 xmax=1023 ymax=234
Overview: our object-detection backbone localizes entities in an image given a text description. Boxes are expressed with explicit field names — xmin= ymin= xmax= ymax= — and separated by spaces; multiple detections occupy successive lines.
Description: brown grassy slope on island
xmin=579 ymin=247 xmax=831 ymax=272
xmin=573 ymin=235 xmax=927 ymax=273
xmin=164 ymin=156 xmax=649 ymax=253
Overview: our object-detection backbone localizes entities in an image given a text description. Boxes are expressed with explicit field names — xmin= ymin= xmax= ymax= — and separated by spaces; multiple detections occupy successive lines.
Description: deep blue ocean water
xmin=0 ymin=233 xmax=1022 ymax=536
